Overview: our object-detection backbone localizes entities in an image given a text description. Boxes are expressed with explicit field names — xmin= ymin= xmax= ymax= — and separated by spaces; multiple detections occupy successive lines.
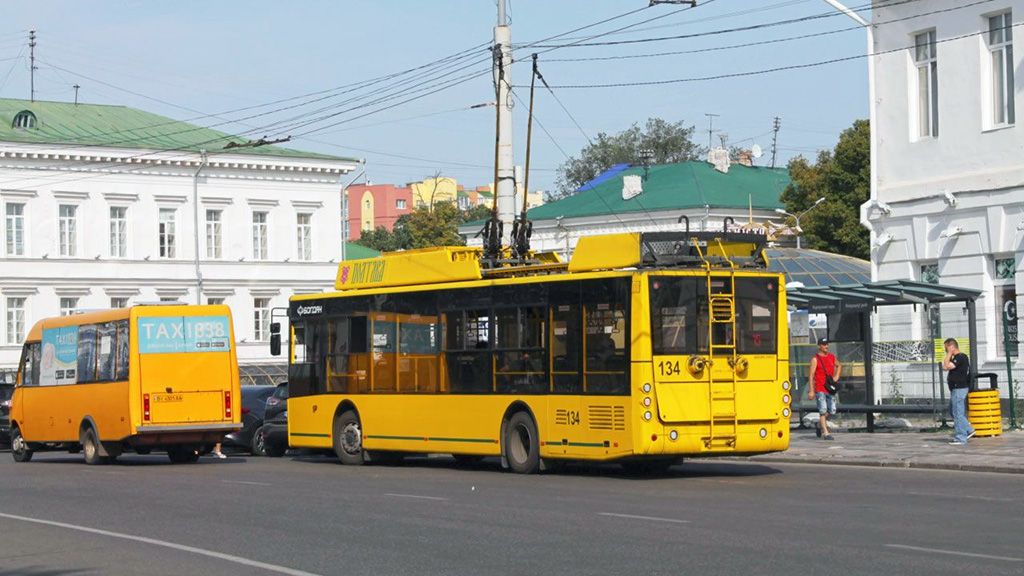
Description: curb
xmin=723 ymin=456 xmax=1024 ymax=475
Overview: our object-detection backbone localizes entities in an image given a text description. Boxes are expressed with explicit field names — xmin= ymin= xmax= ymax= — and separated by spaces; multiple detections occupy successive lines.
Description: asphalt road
xmin=0 ymin=449 xmax=1021 ymax=576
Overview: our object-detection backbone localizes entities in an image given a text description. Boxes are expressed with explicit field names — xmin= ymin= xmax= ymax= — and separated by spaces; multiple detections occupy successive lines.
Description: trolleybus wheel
xmin=504 ymin=412 xmax=540 ymax=474
xmin=10 ymin=426 xmax=33 ymax=463
xmin=333 ymin=411 xmax=364 ymax=466
xmin=81 ymin=427 xmax=107 ymax=466
xmin=135 ymin=447 xmax=152 ymax=455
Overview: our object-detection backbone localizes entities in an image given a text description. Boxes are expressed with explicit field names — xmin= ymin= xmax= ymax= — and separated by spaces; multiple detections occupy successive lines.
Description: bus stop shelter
xmin=787 ymin=280 xmax=983 ymax=431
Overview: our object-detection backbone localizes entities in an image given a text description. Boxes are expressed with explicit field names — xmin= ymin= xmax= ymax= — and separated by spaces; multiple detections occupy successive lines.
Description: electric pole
xmin=73 ymin=84 xmax=80 ymax=105
xmin=770 ymin=116 xmax=782 ymax=168
xmin=494 ymin=0 xmax=515 ymax=243
xmin=704 ymin=113 xmax=719 ymax=151
xmin=29 ymin=30 xmax=37 ymax=102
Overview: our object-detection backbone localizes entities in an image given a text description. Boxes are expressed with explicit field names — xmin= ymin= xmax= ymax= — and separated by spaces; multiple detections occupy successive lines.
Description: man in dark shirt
xmin=942 ymin=338 xmax=975 ymax=445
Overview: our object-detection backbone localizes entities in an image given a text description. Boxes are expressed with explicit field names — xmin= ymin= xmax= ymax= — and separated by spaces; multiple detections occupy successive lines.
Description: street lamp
xmin=775 ymin=197 xmax=825 ymax=249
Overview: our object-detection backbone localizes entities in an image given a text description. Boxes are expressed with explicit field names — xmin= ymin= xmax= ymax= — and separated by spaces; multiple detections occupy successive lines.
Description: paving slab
xmin=722 ymin=429 xmax=1024 ymax=474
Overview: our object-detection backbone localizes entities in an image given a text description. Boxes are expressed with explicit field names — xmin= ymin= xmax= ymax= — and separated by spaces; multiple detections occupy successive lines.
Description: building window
xmin=6 ymin=297 xmax=25 ymax=344
xmin=296 ymin=213 xmax=312 ymax=261
xmin=207 ymin=297 xmax=225 ymax=306
xmin=12 ymin=110 xmax=36 ymax=129
xmin=206 ymin=210 xmax=222 ymax=259
xmin=109 ymin=206 xmax=127 ymax=258
xmin=252 ymin=211 xmax=268 ymax=260
xmin=913 ymin=30 xmax=939 ymax=139
xmin=396 ymin=199 xmax=407 ymax=210
xmin=158 ymin=208 xmax=176 ymax=258
xmin=458 ymin=196 xmax=469 ymax=210
xmin=5 ymin=203 xmax=24 ymax=256
xmin=988 ymin=12 xmax=1015 ymax=127
xmin=60 ymin=297 xmax=78 ymax=316
xmin=58 ymin=204 xmax=77 ymax=257
xmin=921 ymin=263 xmax=939 ymax=284
xmin=253 ymin=297 xmax=270 ymax=341
xmin=110 ymin=297 xmax=128 ymax=309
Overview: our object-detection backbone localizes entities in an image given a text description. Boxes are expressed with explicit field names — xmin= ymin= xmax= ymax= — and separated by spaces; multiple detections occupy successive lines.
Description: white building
xmin=0 ymin=98 xmax=361 ymax=382
xmin=866 ymin=1 xmax=1022 ymax=393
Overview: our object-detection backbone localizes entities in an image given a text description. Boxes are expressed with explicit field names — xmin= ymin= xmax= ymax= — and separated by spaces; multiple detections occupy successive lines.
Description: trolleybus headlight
xmin=669 ymin=430 xmax=678 ymax=441
xmin=782 ymin=381 xmax=791 ymax=391
xmin=643 ymin=397 xmax=651 ymax=407
xmin=642 ymin=383 xmax=651 ymax=394
xmin=783 ymin=394 xmax=791 ymax=404
xmin=759 ymin=428 xmax=768 ymax=439
xmin=782 ymin=408 xmax=791 ymax=417
xmin=643 ymin=411 xmax=652 ymax=421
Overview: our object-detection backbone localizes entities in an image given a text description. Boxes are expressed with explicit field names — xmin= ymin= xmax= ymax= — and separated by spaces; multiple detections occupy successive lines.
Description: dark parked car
xmin=0 ymin=382 xmax=12 ymax=447
xmin=221 ymin=385 xmax=275 ymax=455
xmin=259 ymin=382 xmax=288 ymax=457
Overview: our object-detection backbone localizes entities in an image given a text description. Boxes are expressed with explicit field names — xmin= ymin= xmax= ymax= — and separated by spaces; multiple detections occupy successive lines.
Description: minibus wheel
xmin=504 ymin=412 xmax=540 ymax=474
xmin=10 ymin=426 xmax=33 ymax=463
xmin=333 ymin=411 xmax=364 ymax=466
xmin=81 ymin=428 xmax=106 ymax=466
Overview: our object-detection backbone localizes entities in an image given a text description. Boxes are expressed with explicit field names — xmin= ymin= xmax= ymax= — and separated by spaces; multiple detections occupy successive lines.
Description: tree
xmin=554 ymin=117 xmax=703 ymax=197
xmin=356 ymin=226 xmax=402 ymax=253
xmin=780 ymin=119 xmax=870 ymax=260
xmin=394 ymin=201 xmax=466 ymax=249
xmin=463 ymin=203 xmax=493 ymax=223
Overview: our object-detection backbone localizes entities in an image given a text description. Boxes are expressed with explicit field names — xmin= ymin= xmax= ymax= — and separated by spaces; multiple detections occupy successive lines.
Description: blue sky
xmin=0 ymin=0 xmax=870 ymax=192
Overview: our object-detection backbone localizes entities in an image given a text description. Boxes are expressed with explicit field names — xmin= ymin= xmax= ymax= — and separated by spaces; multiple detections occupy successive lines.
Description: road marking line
xmin=383 ymin=493 xmax=448 ymax=501
xmin=907 ymin=491 xmax=1017 ymax=503
xmin=886 ymin=544 xmax=1023 ymax=563
xmin=222 ymin=480 xmax=272 ymax=486
xmin=598 ymin=512 xmax=689 ymax=524
xmin=0 ymin=511 xmax=322 ymax=576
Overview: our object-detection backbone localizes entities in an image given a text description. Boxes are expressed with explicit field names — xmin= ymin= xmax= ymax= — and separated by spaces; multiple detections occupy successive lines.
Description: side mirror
xmin=269 ymin=322 xmax=282 ymax=357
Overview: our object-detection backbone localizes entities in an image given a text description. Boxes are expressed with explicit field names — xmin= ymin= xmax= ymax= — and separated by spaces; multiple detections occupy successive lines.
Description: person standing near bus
xmin=943 ymin=338 xmax=975 ymax=445
xmin=807 ymin=338 xmax=841 ymax=440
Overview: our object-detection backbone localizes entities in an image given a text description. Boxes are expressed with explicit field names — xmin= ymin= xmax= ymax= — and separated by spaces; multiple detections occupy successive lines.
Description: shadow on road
xmin=284 ymin=452 xmax=782 ymax=479
xmin=14 ymin=454 xmax=248 ymax=467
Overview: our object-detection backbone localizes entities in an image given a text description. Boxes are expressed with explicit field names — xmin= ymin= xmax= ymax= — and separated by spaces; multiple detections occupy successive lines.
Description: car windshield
xmin=0 ymin=385 xmax=12 ymax=401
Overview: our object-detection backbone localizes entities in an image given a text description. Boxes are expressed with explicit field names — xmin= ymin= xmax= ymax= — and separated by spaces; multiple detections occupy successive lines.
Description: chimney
xmin=736 ymin=149 xmax=753 ymax=167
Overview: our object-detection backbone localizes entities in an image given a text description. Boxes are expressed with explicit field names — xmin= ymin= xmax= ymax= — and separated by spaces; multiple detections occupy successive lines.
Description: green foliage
xmin=554 ymin=117 xmax=703 ymax=198
xmin=463 ymin=203 xmax=493 ymax=223
xmin=780 ymin=119 xmax=870 ymax=259
xmin=356 ymin=201 xmax=484 ymax=252
xmin=356 ymin=226 xmax=402 ymax=253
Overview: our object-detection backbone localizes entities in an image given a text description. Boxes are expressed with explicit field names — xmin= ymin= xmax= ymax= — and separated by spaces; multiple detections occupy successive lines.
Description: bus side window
xmin=97 ymin=322 xmax=117 ymax=381
xmin=114 ymin=320 xmax=130 ymax=381
xmin=550 ymin=282 xmax=581 ymax=394
xmin=77 ymin=324 xmax=98 ymax=383
xmin=583 ymin=279 xmax=630 ymax=395
xmin=19 ymin=342 xmax=40 ymax=386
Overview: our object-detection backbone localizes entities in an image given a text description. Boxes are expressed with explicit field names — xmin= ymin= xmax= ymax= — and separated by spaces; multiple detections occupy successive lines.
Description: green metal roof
xmin=0 ymin=98 xmax=358 ymax=162
xmin=344 ymin=242 xmax=381 ymax=260
xmin=527 ymin=161 xmax=790 ymax=221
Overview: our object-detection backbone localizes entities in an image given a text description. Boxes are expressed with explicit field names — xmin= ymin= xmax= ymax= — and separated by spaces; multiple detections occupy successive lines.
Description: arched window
xmin=12 ymin=110 xmax=37 ymax=129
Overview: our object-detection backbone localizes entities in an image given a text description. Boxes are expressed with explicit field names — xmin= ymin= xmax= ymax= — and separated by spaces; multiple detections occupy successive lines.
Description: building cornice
xmin=201 ymin=196 xmax=234 ymax=207
xmin=103 ymin=192 xmax=140 ymax=204
xmin=0 ymin=189 xmax=37 ymax=199
xmin=52 ymin=190 xmax=90 ymax=201
xmin=1 ymin=286 xmax=39 ymax=296
xmin=291 ymin=199 xmax=324 ymax=211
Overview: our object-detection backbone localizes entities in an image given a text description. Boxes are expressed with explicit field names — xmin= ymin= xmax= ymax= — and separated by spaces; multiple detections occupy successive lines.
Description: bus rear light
xmin=224 ymin=391 xmax=233 ymax=418
xmin=143 ymin=394 xmax=151 ymax=421
xmin=643 ymin=411 xmax=652 ymax=421
xmin=642 ymin=383 xmax=651 ymax=393
xmin=782 ymin=381 xmax=791 ymax=391
xmin=759 ymin=428 xmax=768 ymax=439
xmin=783 ymin=408 xmax=791 ymax=418
xmin=782 ymin=394 xmax=791 ymax=404
xmin=643 ymin=397 xmax=651 ymax=407
xmin=651 ymin=434 xmax=658 ymax=442
xmin=669 ymin=430 xmax=678 ymax=441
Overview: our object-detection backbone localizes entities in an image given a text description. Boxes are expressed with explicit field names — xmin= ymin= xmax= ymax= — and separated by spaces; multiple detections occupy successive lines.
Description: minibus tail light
xmin=224 ymin=391 xmax=233 ymax=418
xmin=143 ymin=394 xmax=151 ymax=421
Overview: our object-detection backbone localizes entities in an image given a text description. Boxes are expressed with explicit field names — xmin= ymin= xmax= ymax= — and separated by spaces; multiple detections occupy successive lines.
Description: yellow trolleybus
xmin=272 ymin=229 xmax=791 ymax=473
xmin=9 ymin=304 xmax=241 ymax=464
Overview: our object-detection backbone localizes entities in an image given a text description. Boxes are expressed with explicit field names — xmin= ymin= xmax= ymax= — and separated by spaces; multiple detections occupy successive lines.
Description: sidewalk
xmin=735 ymin=429 xmax=1024 ymax=474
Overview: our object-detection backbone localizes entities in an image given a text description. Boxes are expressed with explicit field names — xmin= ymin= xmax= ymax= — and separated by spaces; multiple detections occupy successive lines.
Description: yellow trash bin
xmin=968 ymin=389 xmax=1002 ymax=437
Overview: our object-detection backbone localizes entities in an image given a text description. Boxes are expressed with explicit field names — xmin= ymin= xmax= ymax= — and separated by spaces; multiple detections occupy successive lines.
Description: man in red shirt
xmin=807 ymin=338 xmax=842 ymax=440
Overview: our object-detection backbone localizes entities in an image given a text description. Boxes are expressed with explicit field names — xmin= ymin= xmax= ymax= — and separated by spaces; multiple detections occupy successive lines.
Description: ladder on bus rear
xmin=694 ymin=238 xmax=740 ymax=450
